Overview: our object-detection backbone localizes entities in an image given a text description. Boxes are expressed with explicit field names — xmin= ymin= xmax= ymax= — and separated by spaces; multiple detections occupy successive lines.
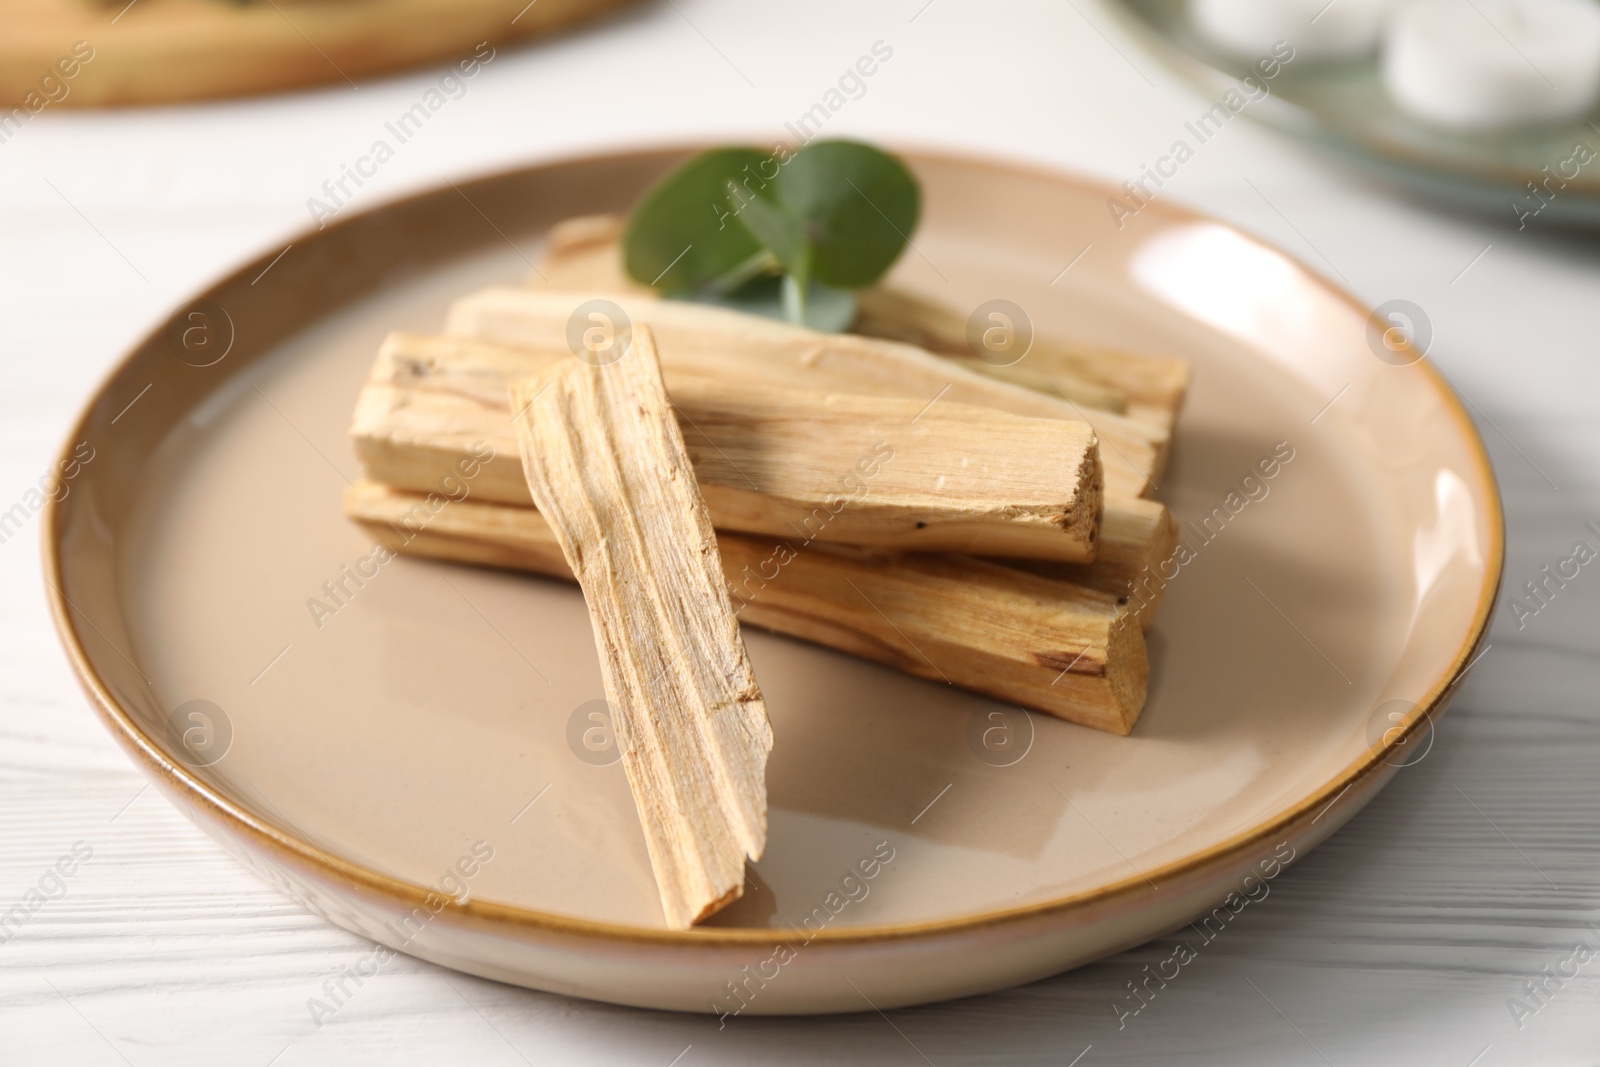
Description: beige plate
xmin=44 ymin=148 xmax=1502 ymax=1015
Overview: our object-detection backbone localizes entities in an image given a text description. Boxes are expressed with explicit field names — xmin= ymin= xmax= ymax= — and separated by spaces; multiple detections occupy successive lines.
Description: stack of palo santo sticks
xmin=341 ymin=215 xmax=1189 ymax=927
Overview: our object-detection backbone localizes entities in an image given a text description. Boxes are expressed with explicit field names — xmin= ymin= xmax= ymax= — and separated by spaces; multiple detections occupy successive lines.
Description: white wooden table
xmin=2 ymin=1 xmax=1597 ymax=1063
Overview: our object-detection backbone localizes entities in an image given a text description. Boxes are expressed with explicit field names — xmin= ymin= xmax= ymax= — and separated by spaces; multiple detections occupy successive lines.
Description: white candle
xmin=1384 ymin=0 xmax=1600 ymax=128
xmin=1191 ymin=0 xmax=1395 ymax=61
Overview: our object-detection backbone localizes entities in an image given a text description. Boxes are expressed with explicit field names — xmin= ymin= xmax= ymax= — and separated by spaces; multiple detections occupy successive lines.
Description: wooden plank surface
xmin=3 ymin=1 xmax=1599 ymax=1062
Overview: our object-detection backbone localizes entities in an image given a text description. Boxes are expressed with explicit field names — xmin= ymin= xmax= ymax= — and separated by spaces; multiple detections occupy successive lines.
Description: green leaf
xmin=734 ymin=193 xmax=810 ymax=291
xmin=621 ymin=148 xmax=772 ymax=293
xmin=621 ymin=140 xmax=920 ymax=328
xmin=760 ymin=140 xmax=920 ymax=290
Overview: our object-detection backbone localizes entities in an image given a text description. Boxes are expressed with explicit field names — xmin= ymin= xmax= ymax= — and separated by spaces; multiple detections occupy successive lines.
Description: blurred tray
xmin=0 ymin=0 xmax=637 ymax=108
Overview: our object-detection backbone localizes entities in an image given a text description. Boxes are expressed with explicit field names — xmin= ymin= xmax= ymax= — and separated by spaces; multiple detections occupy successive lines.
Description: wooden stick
xmin=344 ymin=481 xmax=1150 ymax=735
xmin=352 ymin=332 xmax=1172 ymax=624
xmin=851 ymin=286 xmax=1190 ymax=433
xmin=355 ymin=332 xmax=1105 ymax=563
xmin=509 ymin=325 xmax=771 ymax=930
xmin=522 ymin=229 xmax=1181 ymax=616
xmin=542 ymin=213 xmax=634 ymax=266
xmin=533 ymin=214 xmax=1190 ymax=430
xmin=445 ymin=286 xmax=1167 ymax=498
xmin=1009 ymin=496 xmax=1176 ymax=626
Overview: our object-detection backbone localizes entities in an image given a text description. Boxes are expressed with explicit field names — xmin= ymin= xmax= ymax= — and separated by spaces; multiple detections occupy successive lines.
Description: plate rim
xmin=41 ymin=142 xmax=1506 ymax=949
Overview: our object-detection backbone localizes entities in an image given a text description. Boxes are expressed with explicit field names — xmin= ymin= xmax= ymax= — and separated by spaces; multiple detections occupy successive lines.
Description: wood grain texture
xmin=532 ymin=214 xmax=1191 ymax=430
xmin=509 ymin=326 xmax=770 ymax=929
xmin=852 ymin=284 xmax=1190 ymax=434
xmin=354 ymin=331 xmax=1108 ymax=563
xmin=0 ymin=0 xmax=638 ymax=109
xmin=343 ymin=481 xmax=1151 ymax=733
xmin=1008 ymin=495 xmax=1177 ymax=627
xmin=445 ymin=286 xmax=1169 ymax=498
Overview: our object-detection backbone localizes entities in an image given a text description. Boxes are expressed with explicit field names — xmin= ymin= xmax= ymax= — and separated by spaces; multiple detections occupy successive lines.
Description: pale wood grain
xmin=354 ymin=331 xmax=1173 ymax=624
xmin=534 ymin=214 xmax=1191 ymax=430
xmin=343 ymin=481 xmax=1151 ymax=733
xmin=445 ymin=286 xmax=1169 ymax=498
xmin=851 ymin=285 xmax=1190 ymax=435
xmin=354 ymin=331 xmax=1108 ymax=564
xmin=1008 ymin=496 xmax=1177 ymax=626
xmin=509 ymin=326 xmax=771 ymax=929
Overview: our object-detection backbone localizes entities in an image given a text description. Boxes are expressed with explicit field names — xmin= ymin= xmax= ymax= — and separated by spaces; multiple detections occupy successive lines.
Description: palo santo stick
xmin=543 ymin=213 xmax=632 ymax=261
xmin=355 ymin=332 xmax=1105 ymax=563
xmin=344 ymin=481 xmax=1149 ymax=734
xmin=532 ymin=214 xmax=1189 ymax=428
xmin=851 ymin=286 xmax=1190 ymax=433
xmin=528 ymin=221 xmax=1177 ymax=624
xmin=445 ymin=286 xmax=1167 ymax=498
xmin=541 ymin=213 xmax=638 ymax=274
xmin=1003 ymin=497 xmax=1176 ymax=628
xmin=509 ymin=325 xmax=772 ymax=930
xmin=353 ymin=332 xmax=1172 ymax=621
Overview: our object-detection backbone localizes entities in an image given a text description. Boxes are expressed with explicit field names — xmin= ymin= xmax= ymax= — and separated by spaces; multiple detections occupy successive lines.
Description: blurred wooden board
xmin=0 ymin=0 xmax=639 ymax=109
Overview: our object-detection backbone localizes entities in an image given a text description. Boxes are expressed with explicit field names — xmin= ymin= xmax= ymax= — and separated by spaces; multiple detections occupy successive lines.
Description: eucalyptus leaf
xmin=734 ymin=190 xmax=810 ymax=288
xmin=622 ymin=140 xmax=920 ymax=329
xmin=621 ymin=148 xmax=771 ymax=294
xmin=756 ymin=140 xmax=920 ymax=290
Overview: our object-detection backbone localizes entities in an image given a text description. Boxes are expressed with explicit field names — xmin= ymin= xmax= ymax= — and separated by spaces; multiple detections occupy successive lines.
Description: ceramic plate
xmin=44 ymin=147 xmax=1502 ymax=1014
xmin=1108 ymin=0 xmax=1600 ymax=227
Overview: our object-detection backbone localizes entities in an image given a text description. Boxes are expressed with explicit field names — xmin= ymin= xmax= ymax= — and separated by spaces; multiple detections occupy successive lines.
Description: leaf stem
xmin=706 ymin=249 xmax=780 ymax=296
xmin=781 ymin=273 xmax=807 ymax=325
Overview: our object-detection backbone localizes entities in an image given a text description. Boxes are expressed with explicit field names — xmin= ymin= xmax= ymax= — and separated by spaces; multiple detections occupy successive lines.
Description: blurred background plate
xmin=0 ymin=0 xmax=639 ymax=108
xmin=1108 ymin=0 xmax=1600 ymax=227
